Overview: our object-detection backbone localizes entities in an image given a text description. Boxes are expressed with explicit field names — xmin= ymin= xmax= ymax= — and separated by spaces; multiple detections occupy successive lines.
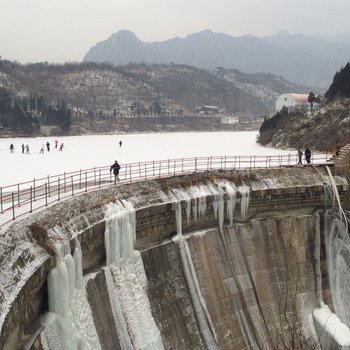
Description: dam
xmin=1 ymin=155 xmax=350 ymax=349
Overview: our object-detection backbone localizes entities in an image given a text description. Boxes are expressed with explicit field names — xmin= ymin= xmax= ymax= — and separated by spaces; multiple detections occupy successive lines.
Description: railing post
xmin=17 ymin=184 xmax=20 ymax=207
xmin=47 ymin=175 xmax=51 ymax=197
xmin=45 ymin=183 xmax=48 ymax=206
xmin=11 ymin=192 xmax=15 ymax=220
xmin=195 ymin=157 xmax=197 ymax=172
xmin=98 ymin=170 xmax=101 ymax=188
xmin=30 ymin=186 xmax=33 ymax=213
xmin=145 ymin=164 xmax=147 ymax=180
xmin=168 ymin=159 xmax=170 ymax=175
xmin=239 ymin=156 xmax=241 ymax=169
xmin=159 ymin=161 xmax=161 ymax=178
xmin=139 ymin=162 xmax=141 ymax=178
xmin=129 ymin=165 xmax=132 ymax=182
xmin=207 ymin=156 xmax=209 ymax=171
xmin=94 ymin=167 xmax=96 ymax=185
xmin=85 ymin=172 xmax=87 ymax=192
xmin=182 ymin=158 xmax=184 ymax=173
xmin=33 ymin=178 xmax=36 ymax=201
xmin=79 ymin=170 xmax=82 ymax=189
xmin=153 ymin=161 xmax=155 ymax=177
xmin=72 ymin=175 xmax=75 ymax=195
xmin=58 ymin=178 xmax=61 ymax=201
xmin=64 ymin=172 xmax=66 ymax=193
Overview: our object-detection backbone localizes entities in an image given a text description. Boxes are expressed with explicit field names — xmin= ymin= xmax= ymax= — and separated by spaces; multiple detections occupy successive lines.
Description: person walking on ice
xmin=110 ymin=160 xmax=121 ymax=184
xmin=59 ymin=143 xmax=64 ymax=151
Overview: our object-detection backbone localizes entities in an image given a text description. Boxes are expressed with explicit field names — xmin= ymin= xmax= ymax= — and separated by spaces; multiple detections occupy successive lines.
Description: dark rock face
xmin=0 ymin=167 xmax=347 ymax=349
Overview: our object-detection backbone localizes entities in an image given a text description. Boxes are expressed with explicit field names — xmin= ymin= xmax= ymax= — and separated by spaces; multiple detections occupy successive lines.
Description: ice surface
xmin=0 ymin=131 xmax=295 ymax=187
xmin=313 ymin=303 xmax=350 ymax=347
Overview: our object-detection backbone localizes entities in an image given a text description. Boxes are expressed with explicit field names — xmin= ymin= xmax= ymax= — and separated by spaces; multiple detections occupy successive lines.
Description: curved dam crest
xmin=0 ymin=166 xmax=349 ymax=349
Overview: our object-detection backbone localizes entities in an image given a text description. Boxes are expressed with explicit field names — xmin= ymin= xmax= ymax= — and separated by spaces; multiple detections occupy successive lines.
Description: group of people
xmin=297 ymin=141 xmax=343 ymax=165
xmin=297 ymin=147 xmax=312 ymax=165
xmin=10 ymin=143 xmax=30 ymax=154
xmin=39 ymin=141 xmax=64 ymax=154
xmin=10 ymin=140 xmax=64 ymax=154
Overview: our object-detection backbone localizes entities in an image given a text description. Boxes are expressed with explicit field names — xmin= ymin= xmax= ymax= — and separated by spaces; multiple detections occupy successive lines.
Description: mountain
xmin=83 ymin=30 xmax=350 ymax=88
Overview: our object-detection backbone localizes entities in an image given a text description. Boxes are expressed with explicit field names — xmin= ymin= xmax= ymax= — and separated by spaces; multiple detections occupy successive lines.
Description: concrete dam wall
xmin=0 ymin=166 xmax=349 ymax=349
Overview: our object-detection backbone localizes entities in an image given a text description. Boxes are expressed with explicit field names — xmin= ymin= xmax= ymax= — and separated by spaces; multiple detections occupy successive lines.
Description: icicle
xmin=74 ymin=238 xmax=84 ymax=290
xmin=104 ymin=202 xmax=165 ymax=350
xmin=186 ymin=199 xmax=191 ymax=226
xmin=175 ymin=202 xmax=183 ymax=237
xmin=226 ymin=183 xmax=237 ymax=226
xmin=192 ymin=198 xmax=198 ymax=223
xmin=173 ymin=200 xmax=218 ymax=348
xmin=104 ymin=203 xmax=136 ymax=266
xmin=238 ymin=185 xmax=250 ymax=217
xmin=44 ymin=242 xmax=101 ymax=350
xmin=198 ymin=195 xmax=207 ymax=221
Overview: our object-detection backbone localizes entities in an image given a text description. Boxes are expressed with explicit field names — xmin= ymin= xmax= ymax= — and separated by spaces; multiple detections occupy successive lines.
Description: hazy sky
xmin=1 ymin=0 xmax=350 ymax=63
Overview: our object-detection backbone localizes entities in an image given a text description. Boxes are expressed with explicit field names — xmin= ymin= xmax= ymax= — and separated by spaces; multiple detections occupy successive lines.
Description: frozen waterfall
xmin=104 ymin=201 xmax=165 ymax=350
xmin=41 ymin=239 xmax=101 ymax=350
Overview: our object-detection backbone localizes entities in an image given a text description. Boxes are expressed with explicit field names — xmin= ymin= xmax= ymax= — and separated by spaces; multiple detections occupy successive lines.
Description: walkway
xmin=0 ymin=153 xmax=332 ymax=230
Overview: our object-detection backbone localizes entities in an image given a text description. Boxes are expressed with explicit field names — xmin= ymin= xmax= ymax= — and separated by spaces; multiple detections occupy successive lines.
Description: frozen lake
xmin=0 ymin=131 xmax=295 ymax=187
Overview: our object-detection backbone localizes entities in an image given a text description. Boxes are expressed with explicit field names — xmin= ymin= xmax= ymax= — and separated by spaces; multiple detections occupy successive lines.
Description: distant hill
xmin=0 ymin=60 xmax=308 ymax=136
xmin=325 ymin=62 xmax=350 ymax=101
xmin=83 ymin=30 xmax=350 ymax=88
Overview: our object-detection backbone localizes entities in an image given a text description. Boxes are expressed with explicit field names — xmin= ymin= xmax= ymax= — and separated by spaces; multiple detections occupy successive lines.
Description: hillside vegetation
xmin=258 ymin=63 xmax=350 ymax=151
xmin=0 ymin=59 xmax=306 ymax=136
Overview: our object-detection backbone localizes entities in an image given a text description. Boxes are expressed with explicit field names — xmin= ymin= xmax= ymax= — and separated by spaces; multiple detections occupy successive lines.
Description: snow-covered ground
xmin=0 ymin=131 xmax=295 ymax=188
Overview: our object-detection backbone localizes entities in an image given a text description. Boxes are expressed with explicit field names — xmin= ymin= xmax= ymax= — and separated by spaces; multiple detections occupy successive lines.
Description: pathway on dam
xmin=0 ymin=153 xmax=332 ymax=231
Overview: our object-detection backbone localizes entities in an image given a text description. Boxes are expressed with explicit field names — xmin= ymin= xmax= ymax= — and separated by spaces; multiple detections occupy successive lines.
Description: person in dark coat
xmin=297 ymin=149 xmax=303 ymax=165
xmin=305 ymin=147 xmax=312 ymax=164
xmin=110 ymin=160 xmax=121 ymax=184
xmin=335 ymin=141 xmax=341 ymax=156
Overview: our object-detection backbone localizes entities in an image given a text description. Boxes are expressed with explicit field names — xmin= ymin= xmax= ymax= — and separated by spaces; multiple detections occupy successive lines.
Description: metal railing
xmin=0 ymin=153 xmax=332 ymax=229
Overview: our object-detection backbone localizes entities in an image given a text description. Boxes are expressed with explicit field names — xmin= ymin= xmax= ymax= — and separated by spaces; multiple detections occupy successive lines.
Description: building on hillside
xmin=275 ymin=93 xmax=318 ymax=113
xmin=221 ymin=116 xmax=239 ymax=125
xmin=197 ymin=105 xmax=220 ymax=115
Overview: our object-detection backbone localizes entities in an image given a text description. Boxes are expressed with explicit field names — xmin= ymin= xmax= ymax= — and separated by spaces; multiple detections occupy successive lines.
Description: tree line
xmin=0 ymin=87 xmax=71 ymax=132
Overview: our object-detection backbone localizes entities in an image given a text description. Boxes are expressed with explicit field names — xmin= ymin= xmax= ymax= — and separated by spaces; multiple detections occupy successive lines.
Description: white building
xmin=275 ymin=93 xmax=310 ymax=112
xmin=221 ymin=116 xmax=239 ymax=125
